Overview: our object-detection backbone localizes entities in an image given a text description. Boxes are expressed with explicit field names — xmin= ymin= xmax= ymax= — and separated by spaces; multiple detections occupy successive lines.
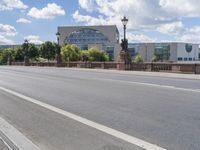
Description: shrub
xmin=133 ymin=54 xmax=143 ymax=63
xmin=61 ymin=44 xmax=81 ymax=61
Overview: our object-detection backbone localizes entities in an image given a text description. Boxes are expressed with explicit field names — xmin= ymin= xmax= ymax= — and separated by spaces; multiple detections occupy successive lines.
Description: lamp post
xmin=121 ymin=16 xmax=128 ymax=52
xmin=24 ymin=39 xmax=29 ymax=66
xmin=55 ymin=32 xmax=61 ymax=66
xmin=117 ymin=16 xmax=131 ymax=70
xmin=56 ymin=32 xmax=60 ymax=46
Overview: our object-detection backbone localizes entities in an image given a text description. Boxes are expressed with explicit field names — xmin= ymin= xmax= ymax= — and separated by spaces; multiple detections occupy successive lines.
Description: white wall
xmin=177 ymin=43 xmax=199 ymax=61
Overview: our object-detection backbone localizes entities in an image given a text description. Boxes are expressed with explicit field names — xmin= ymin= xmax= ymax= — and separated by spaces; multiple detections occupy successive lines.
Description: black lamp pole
xmin=24 ymin=39 xmax=29 ymax=58
xmin=56 ymin=32 xmax=60 ymax=46
xmin=56 ymin=32 xmax=61 ymax=55
xmin=121 ymin=16 xmax=128 ymax=51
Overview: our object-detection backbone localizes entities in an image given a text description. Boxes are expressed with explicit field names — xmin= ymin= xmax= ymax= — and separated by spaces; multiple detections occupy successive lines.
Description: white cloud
xmin=74 ymin=0 xmax=200 ymax=43
xmin=78 ymin=0 xmax=96 ymax=12
xmin=0 ymin=35 xmax=14 ymax=44
xmin=73 ymin=0 xmax=168 ymax=30
xmin=72 ymin=10 xmax=107 ymax=25
xmin=16 ymin=18 xmax=31 ymax=24
xmin=127 ymin=33 xmax=156 ymax=43
xmin=159 ymin=0 xmax=200 ymax=17
xmin=28 ymin=3 xmax=65 ymax=19
xmin=0 ymin=0 xmax=28 ymax=11
xmin=0 ymin=24 xmax=17 ymax=36
xmin=24 ymin=35 xmax=43 ymax=44
xmin=157 ymin=21 xmax=185 ymax=35
xmin=176 ymin=26 xmax=200 ymax=43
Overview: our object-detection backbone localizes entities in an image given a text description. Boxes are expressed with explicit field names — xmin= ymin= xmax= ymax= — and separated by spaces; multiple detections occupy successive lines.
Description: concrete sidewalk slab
xmin=0 ymin=138 xmax=10 ymax=150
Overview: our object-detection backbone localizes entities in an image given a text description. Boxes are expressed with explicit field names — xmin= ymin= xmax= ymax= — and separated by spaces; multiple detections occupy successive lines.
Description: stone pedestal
xmin=24 ymin=56 xmax=29 ymax=66
xmin=55 ymin=54 xmax=62 ymax=67
xmin=117 ymin=50 xmax=131 ymax=70
xmin=7 ymin=57 xmax=12 ymax=65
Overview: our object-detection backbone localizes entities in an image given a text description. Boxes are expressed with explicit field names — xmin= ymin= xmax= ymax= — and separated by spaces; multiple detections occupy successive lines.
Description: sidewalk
xmin=0 ymin=138 xmax=9 ymax=150
xmin=63 ymin=68 xmax=200 ymax=80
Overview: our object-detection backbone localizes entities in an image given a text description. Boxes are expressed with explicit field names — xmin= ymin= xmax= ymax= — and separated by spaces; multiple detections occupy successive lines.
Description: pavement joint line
xmin=0 ymin=86 xmax=166 ymax=150
xmin=0 ymin=137 xmax=12 ymax=150
xmin=92 ymin=78 xmax=200 ymax=93
xmin=0 ymin=117 xmax=40 ymax=150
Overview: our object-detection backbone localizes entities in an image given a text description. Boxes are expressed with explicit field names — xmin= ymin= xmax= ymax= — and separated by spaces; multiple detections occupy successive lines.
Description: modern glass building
xmin=58 ymin=25 xmax=120 ymax=60
xmin=138 ymin=42 xmax=199 ymax=62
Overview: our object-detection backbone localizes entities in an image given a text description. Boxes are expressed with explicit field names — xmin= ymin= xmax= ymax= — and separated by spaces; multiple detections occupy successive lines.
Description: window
xmin=184 ymin=57 xmax=187 ymax=61
xmin=106 ymin=47 xmax=114 ymax=60
xmin=189 ymin=58 xmax=192 ymax=61
xmin=64 ymin=28 xmax=110 ymax=51
xmin=154 ymin=44 xmax=170 ymax=61
xmin=178 ymin=57 xmax=183 ymax=61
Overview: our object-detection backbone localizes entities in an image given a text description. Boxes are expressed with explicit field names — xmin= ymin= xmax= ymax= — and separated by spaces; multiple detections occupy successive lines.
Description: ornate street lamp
xmin=121 ymin=16 xmax=128 ymax=44
xmin=56 ymin=32 xmax=60 ymax=46
xmin=55 ymin=32 xmax=61 ymax=65
xmin=23 ymin=39 xmax=29 ymax=65
xmin=117 ymin=16 xmax=131 ymax=70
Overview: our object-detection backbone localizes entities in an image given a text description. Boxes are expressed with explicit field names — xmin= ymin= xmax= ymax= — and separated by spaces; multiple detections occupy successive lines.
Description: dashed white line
xmin=0 ymin=86 xmax=166 ymax=150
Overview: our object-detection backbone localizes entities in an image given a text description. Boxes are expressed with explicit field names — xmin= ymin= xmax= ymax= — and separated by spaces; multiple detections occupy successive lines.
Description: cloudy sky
xmin=1 ymin=0 xmax=200 ymax=45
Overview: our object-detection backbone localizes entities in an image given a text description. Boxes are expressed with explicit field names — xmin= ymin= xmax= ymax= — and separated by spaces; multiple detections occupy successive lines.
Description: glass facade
xmin=106 ymin=46 xmax=114 ymax=60
xmin=128 ymin=43 xmax=140 ymax=58
xmin=64 ymin=28 xmax=110 ymax=51
xmin=154 ymin=44 xmax=170 ymax=62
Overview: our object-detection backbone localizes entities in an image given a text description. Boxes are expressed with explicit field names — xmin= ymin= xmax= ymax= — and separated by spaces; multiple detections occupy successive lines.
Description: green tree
xmin=39 ymin=41 xmax=56 ymax=61
xmin=133 ymin=54 xmax=143 ymax=63
xmin=80 ymin=50 xmax=90 ymax=61
xmin=61 ymin=44 xmax=81 ymax=61
xmin=88 ymin=48 xmax=109 ymax=62
xmin=0 ymin=48 xmax=15 ymax=65
xmin=28 ymin=44 xmax=39 ymax=60
xmin=151 ymin=55 xmax=158 ymax=62
xmin=14 ymin=46 xmax=24 ymax=61
xmin=21 ymin=43 xmax=39 ymax=60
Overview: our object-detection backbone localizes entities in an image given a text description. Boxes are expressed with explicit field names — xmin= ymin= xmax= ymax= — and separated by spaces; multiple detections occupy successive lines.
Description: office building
xmin=57 ymin=25 xmax=120 ymax=60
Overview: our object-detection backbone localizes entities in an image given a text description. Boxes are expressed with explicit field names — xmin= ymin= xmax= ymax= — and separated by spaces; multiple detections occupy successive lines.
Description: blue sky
xmin=1 ymin=0 xmax=200 ymax=45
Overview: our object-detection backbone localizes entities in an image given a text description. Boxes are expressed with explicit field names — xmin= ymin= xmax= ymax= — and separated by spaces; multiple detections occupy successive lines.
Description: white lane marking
xmin=92 ymin=78 xmax=200 ymax=93
xmin=0 ymin=86 xmax=166 ymax=150
xmin=0 ymin=117 xmax=40 ymax=150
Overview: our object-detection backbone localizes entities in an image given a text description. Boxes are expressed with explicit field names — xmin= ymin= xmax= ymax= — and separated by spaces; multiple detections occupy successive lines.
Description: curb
xmin=0 ymin=117 xmax=40 ymax=150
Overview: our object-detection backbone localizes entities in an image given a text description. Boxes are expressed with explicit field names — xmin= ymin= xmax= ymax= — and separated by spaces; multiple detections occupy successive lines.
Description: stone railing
xmin=10 ymin=61 xmax=200 ymax=74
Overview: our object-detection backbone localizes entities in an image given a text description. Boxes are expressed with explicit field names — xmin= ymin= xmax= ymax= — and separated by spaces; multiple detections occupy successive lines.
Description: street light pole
xmin=121 ymin=16 xmax=128 ymax=52
xmin=23 ymin=39 xmax=29 ymax=66
xmin=117 ymin=16 xmax=131 ymax=70
xmin=55 ymin=32 xmax=61 ymax=66
xmin=56 ymin=32 xmax=61 ymax=53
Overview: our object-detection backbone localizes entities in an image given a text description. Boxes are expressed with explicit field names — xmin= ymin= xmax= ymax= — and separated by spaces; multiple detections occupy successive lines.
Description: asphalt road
xmin=0 ymin=66 xmax=200 ymax=150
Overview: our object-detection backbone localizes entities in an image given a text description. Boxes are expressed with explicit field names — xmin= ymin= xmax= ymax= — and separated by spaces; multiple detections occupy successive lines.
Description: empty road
xmin=0 ymin=66 xmax=200 ymax=150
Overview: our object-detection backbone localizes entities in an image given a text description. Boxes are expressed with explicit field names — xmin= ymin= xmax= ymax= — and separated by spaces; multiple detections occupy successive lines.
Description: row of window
xmin=67 ymin=38 xmax=108 ymax=43
xmin=178 ymin=57 xmax=195 ymax=61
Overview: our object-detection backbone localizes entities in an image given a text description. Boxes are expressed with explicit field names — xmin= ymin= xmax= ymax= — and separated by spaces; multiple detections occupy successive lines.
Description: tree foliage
xmin=87 ymin=48 xmax=109 ymax=62
xmin=151 ymin=55 xmax=159 ymax=62
xmin=133 ymin=54 xmax=143 ymax=63
xmin=0 ymin=48 xmax=15 ymax=64
xmin=39 ymin=41 xmax=56 ymax=61
xmin=61 ymin=44 xmax=80 ymax=61
xmin=14 ymin=47 xmax=24 ymax=61
xmin=20 ymin=42 xmax=39 ymax=60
